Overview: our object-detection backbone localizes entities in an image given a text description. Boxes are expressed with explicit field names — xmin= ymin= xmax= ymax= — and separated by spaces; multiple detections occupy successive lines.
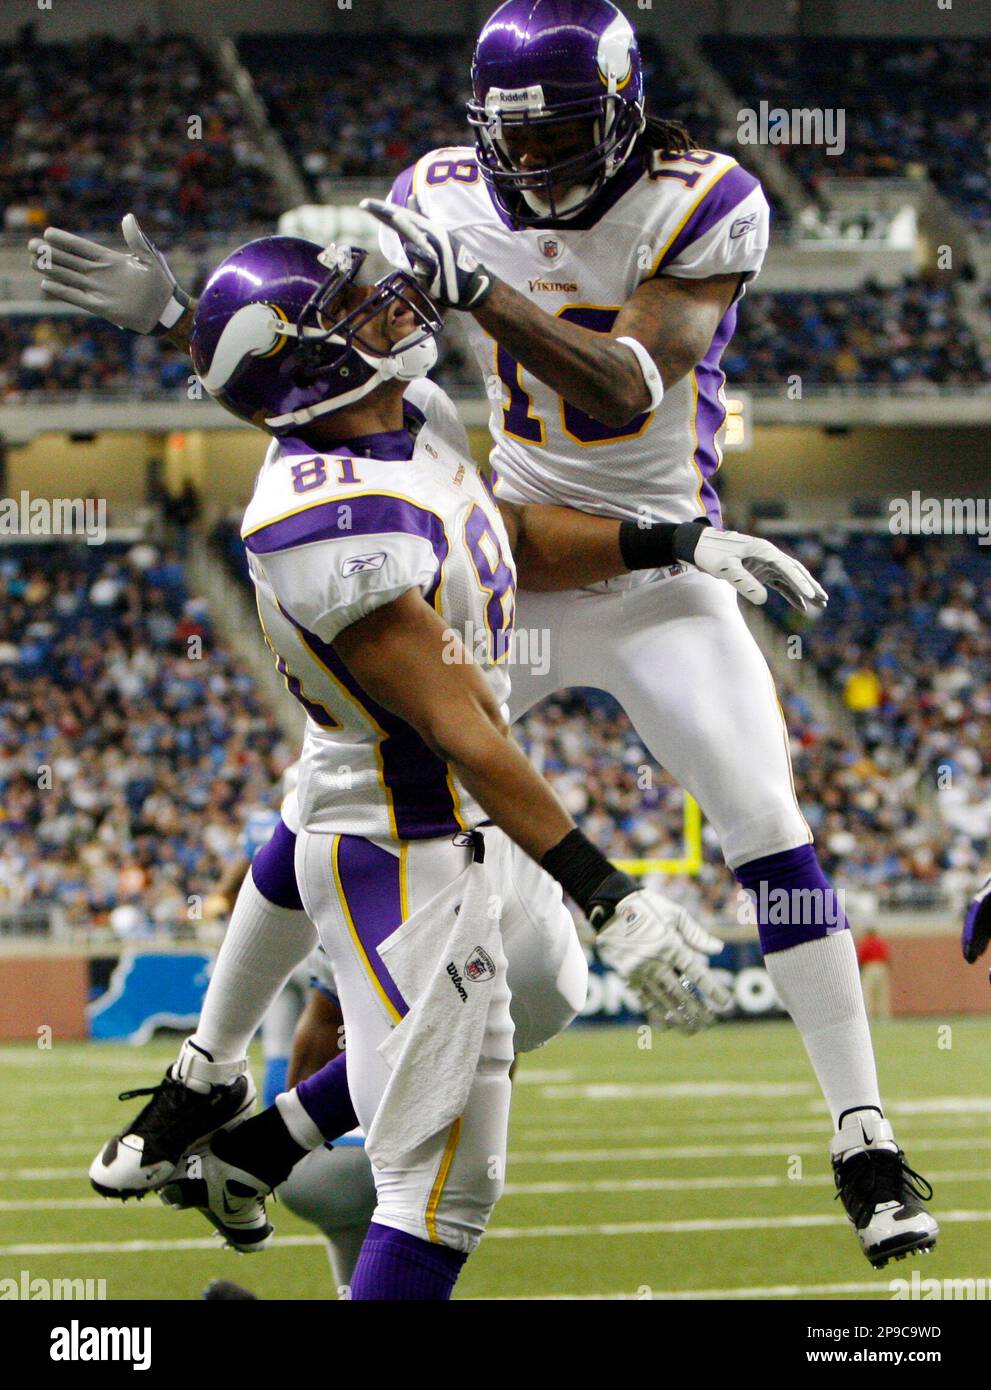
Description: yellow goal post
xmin=611 ymin=793 xmax=703 ymax=877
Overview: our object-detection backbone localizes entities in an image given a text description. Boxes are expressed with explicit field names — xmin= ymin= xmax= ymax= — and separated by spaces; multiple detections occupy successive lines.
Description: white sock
xmin=191 ymin=870 xmax=317 ymax=1062
xmin=764 ymin=931 xmax=882 ymax=1129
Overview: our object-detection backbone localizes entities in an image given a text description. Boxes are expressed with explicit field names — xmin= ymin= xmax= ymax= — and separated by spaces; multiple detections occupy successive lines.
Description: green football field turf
xmin=1 ymin=1017 xmax=989 ymax=1301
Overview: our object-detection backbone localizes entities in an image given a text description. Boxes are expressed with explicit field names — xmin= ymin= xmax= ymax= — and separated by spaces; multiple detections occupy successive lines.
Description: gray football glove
xmin=360 ymin=198 xmax=494 ymax=310
xmin=28 ymin=214 xmax=190 ymax=335
xmin=596 ymin=890 xmax=731 ymax=1033
xmin=692 ymin=529 xmax=828 ymax=612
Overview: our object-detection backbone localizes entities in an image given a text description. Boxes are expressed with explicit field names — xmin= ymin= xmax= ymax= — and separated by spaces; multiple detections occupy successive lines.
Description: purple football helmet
xmin=467 ymin=0 xmax=645 ymax=225
xmin=190 ymin=236 xmax=441 ymax=435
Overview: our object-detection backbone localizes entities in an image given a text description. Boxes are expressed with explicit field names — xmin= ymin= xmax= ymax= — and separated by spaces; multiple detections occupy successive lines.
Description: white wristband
xmin=616 ymin=335 xmax=664 ymax=412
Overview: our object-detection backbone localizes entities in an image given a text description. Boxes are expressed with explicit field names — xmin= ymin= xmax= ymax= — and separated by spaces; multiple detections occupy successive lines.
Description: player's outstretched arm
xmin=332 ymin=589 xmax=729 ymax=1030
xmin=501 ymin=503 xmax=827 ymax=611
xmin=362 ymin=199 xmax=738 ymax=428
xmin=27 ymin=215 xmax=197 ymax=348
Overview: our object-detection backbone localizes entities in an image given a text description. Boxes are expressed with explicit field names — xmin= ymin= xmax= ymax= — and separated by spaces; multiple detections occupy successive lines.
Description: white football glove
xmin=28 ymin=214 xmax=190 ymax=335
xmin=691 ymin=529 xmax=828 ymax=612
xmin=360 ymin=198 xmax=494 ymax=310
xmin=596 ymin=890 xmax=731 ymax=1033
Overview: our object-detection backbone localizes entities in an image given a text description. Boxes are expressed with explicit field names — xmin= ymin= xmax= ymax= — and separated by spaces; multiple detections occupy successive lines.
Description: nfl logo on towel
xmin=464 ymin=947 xmax=495 ymax=982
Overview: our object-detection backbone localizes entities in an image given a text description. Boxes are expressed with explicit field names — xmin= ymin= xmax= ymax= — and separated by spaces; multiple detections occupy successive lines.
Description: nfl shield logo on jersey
xmin=537 ymin=234 xmax=563 ymax=261
xmin=464 ymin=946 xmax=496 ymax=983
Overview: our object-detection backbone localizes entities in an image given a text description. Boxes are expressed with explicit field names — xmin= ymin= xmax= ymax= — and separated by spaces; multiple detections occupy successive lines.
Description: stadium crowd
xmin=763 ymin=531 xmax=990 ymax=910
xmin=0 ymin=29 xmax=279 ymax=240
xmin=0 ymin=315 xmax=190 ymax=400
xmin=0 ymin=543 xmax=291 ymax=935
xmin=704 ymin=37 xmax=991 ymax=234
xmin=724 ymin=277 xmax=989 ymax=389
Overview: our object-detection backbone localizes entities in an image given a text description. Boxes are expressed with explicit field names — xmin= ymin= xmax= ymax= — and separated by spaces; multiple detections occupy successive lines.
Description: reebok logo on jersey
xmin=730 ymin=212 xmax=758 ymax=239
xmin=341 ymin=552 xmax=386 ymax=576
xmin=464 ymin=947 xmax=495 ymax=983
xmin=528 ymin=278 xmax=579 ymax=293
xmin=446 ymin=961 xmax=468 ymax=1002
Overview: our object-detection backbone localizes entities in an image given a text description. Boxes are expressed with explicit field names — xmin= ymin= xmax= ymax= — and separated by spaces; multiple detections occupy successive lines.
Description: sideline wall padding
xmin=0 ymin=957 xmax=90 ymax=1040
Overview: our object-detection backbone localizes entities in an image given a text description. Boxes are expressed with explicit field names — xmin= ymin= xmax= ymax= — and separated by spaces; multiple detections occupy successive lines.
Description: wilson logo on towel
xmin=446 ymin=962 xmax=468 ymax=1002
xmin=464 ymin=947 xmax=495 ymax=983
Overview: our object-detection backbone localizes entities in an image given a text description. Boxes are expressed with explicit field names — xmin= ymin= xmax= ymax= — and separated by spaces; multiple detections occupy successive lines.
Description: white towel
xmin=364 ymin=852 xmax=500 ymax=1170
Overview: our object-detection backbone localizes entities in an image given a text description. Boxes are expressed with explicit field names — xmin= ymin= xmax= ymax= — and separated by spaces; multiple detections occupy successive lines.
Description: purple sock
xmin=736 ymin=844 xmax=849 ymax=955
xmin=348 ymin=1223 xmax=467 ymax=1301
xmin=296 ymin=1051 xmax=359 ymax=1140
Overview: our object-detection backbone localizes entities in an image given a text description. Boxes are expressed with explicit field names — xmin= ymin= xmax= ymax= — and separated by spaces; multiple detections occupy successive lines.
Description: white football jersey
xmin=242 ymin=378 xmax=516 ymax=842
xmin=382 ymin=144 xmax=769 ymax=527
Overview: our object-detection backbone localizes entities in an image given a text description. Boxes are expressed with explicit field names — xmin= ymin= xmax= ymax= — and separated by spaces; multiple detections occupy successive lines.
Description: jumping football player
xmin=351 ymin=0 xmax=939 ymax=1268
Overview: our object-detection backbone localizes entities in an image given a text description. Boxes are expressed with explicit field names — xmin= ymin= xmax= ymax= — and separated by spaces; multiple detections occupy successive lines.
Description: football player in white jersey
xmin=349 ymin=0 xmax=939 ymax=1270
xmin=153 ymin=230 xmax=747 ymax=1298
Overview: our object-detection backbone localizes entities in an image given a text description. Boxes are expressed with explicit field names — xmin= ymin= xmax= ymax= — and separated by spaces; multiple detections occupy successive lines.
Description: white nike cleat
xmin=831 ymin=1110 xmax=938 ymax=1269
xmin=159 ymin=1139 xmax=274 ymax=1253
xmin=89 ymin=1039 xmax=255 ymax=1199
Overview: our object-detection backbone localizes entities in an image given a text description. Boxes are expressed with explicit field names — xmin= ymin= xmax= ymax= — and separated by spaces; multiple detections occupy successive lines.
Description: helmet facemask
xmin=284 ymin=246 xmax=441 ymax=388
xmin=468 ymin=91 xmax=642 ymax=224
xmin=265 ymin=245 xmax=442 ymax=429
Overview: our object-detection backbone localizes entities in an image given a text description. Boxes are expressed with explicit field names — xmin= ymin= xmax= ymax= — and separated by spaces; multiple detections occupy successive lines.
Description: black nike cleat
xmin=89 ymin=1040 xmax=255 ymax=1199
xmin=831 ymin=1110 xmax=939 ymax=1269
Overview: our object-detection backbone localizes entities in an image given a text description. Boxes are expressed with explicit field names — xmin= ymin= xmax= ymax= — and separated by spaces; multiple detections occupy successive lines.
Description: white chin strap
xmin=264 ymin=329 xmax=437 ymax=431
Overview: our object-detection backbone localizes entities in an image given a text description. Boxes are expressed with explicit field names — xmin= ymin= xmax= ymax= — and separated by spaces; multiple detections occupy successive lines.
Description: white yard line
xmin=474 ymin=1281 xmax=896 ymax=1301
xmin=2 ymin=1209 xmax=987 ymax=1258
xmin=1 ymin=1168 xmax=988 ymax=1211
xmin=516 ymin=1113 xmax=991 ymax=1142
xmin=507 ymin=1135 xmax=991 ymax=1163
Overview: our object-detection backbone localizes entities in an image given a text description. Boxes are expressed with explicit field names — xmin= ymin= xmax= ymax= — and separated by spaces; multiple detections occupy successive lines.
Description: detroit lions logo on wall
xmin=464 ymin=947 xmax=496 ymax=982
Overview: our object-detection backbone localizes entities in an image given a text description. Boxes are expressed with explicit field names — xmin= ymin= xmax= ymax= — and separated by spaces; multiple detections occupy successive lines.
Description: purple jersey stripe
xmin=389 ymin=163 xmax=417 ymax=209
xmin=691 ymin=302 xmax=739 ymax=525
xmin=250 ymin=818 xmax=303 ymax=911
xmin=335 ymin=833 xmax=408 ymax=1018
xmin=244 ymin=492 xmax=447 ymax=559
xmin=281 ymin=600 xmax=466 ymax=841
xmin=658 ymin=163 xmax=758 ymax=272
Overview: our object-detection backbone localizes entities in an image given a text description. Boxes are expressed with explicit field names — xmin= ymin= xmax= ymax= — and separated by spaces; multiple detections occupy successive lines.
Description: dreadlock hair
xmin=636 ymin=114 xmax=696 ymax=160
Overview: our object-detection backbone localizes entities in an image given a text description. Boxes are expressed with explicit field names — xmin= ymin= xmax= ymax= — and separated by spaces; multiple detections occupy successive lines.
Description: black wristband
xmin=619 ymin=519 xmax=707 ymax=571
xmin=541 ymin=828 xmax=636 ymax=923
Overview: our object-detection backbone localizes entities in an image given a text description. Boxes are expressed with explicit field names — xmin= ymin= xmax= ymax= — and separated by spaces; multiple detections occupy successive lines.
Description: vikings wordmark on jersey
xmin=241 ymin=377 xmax=516 ymax=844
xmin=382 ymin=145 xmax=769 ymax=525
